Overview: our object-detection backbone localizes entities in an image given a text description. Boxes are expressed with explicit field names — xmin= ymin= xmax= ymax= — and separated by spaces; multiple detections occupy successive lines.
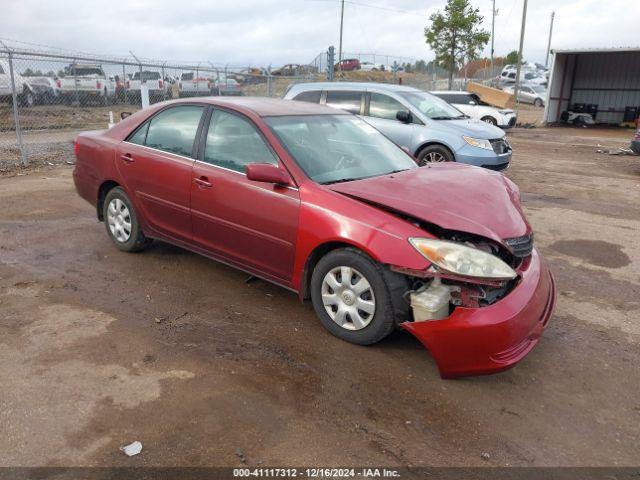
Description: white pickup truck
xmin=56 ymin=64 xmax=115 ymax=105
xmin=126 ymin=70 xmax=168 ymax=102
xmin=0 ymin=59 xmax=35 ymax=107
xmin=178 ymin=71 xmax=212 ymax=97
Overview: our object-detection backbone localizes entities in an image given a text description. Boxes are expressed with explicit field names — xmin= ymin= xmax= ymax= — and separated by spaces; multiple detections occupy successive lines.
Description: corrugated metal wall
xmin=545 ymin=50 xmax=640 ymax=124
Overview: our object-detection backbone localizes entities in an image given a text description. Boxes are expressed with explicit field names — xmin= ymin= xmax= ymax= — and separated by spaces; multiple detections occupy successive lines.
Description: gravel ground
xmin=0 ymin=126 xmax=638 ymax=468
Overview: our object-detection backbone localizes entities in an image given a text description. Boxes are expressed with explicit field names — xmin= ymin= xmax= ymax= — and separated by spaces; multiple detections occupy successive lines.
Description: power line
xmin=303 ymin=0 xmax=424 ymax=17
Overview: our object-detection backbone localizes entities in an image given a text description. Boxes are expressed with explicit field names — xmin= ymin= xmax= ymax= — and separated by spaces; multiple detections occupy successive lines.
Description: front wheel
xmin=311 ymin=248 xmax=397 ymax=345
xmin=103 ymin=187 xmax=152 ymax=252
xmin=534 ymin=98 xmax=543 ymax=107
xmin=481 ymin=116 xmax=498 ymax=126
xmin=416 ymin=145 xmax=454 ymax=165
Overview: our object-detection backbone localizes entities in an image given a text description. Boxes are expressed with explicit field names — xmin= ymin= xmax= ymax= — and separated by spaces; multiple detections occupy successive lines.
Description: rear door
xmin=190 ymin=108 xmax=300 ymax=282
xmin=116 ymin=104 xmax=206 ymax=243
xmin=363 ymin=92 xmax=417 ymax=149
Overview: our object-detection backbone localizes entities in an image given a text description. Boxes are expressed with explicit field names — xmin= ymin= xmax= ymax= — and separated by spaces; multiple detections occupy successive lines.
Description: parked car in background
xmin=126 ymin=71 xmax=168 ymax=102
xmin=631 ymin=121 xmax=640 ymax=155
xmin=56 ymin=64 xmax=115 ymax=105
xmin=504 ymin=84 xmax=547 ymax=107
xmin=0 ymin=60 xmax=35 ymax=107
xmin=211 ymin=77 xmax=243 ymax=96
xmin=73 ymin=97 xmax=554 ymax=378
xmin=26 ymin=76 xmax=60 ymax=104
xmin=335 ymin=58 xmax=361 ymax=71
xmin=431 ymin=91 xmax=516 ymax=128
xmin=498 ymin=70 xmax=547 ymax=89
xmin=359 ymin=62 xmax=382 ymax=72
xmin=284 ymin=82 xmax=512 ymax=170
xmin=178 ymin=71 xmax=212 ymax=97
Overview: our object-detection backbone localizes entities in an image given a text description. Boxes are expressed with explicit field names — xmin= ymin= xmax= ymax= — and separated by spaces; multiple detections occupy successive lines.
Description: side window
xmin=144 ymin=106 xmax=204 ymax=157
xmin=369 ymin=93 xmax=407 ymax=121
xmin=204 ymin=110 xmax=278 ymax=173
xmin=293 ymin=90 xmax=322 ymax=103
xmin=326 ymin=90 xmax=363 ymax=114
xmin=128 ymin=122 xmax=149 ymax=145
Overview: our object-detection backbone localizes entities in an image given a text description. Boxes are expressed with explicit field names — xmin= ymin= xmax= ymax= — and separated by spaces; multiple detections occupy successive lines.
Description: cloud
xmin=1 ymin=0 xmax=638 ymax=67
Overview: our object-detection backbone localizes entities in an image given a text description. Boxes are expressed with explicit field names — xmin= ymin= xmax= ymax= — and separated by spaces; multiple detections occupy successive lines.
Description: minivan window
xmin=142 ymin=106 xmax=204 ymax=157
xmin=326 ymin=91 xmax=362 ymax=114
xmin=368 ymin=93 xmax=407 ymax=121
xmin=399 ymin=92 xmax=465 ymax=120
xmin=293 ymin=91 xmax=322 ymax=104
xmin=204 ymin=110 xmax=278 ymax=173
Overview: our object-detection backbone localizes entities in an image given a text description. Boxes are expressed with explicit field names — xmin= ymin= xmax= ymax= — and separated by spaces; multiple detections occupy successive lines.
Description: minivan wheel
xmin=417 ymin=145 xmax=454 ymax=165
xmin=481 ymin=116 xmax=497 ymax=126
xmin=534 ymin=98 xmax=543 ymax=107
xmin=103 ymin=187 xmax=152 ymax=252
xmin=311 ymin=248 xmax=396 ymax=345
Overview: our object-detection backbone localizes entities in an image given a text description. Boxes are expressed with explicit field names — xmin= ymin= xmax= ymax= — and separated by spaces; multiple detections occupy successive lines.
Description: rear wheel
xmin=416 ymin=144 xmax=454 ymax=165
xmin=103 ymin=187 xmax=152 ymax=252
xmin=311 ymin=248 xmax=397 ymax=345
xmin=481 ymin=116 xmax=497 ymax=126
xmin=534 ymin=98 xmax=543 ymax=107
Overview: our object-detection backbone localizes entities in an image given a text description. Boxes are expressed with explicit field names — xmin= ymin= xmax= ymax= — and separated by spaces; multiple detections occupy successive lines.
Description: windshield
xmin=531 ymin=85 xmax=546 ymax=93
xmin=266 ymin=115 xmax=417 ymax=184
xmin=399 ymin=91 xmax=464 ymax=120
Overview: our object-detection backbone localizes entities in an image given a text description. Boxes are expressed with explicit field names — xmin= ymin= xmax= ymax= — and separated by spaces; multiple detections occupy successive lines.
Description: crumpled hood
xmin=326 ymin=164 xmax=530 ymax=245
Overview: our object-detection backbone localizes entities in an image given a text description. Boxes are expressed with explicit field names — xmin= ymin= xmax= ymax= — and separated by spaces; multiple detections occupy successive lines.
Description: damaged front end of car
xmin=390 ymin=227 xmax=554 ymax=379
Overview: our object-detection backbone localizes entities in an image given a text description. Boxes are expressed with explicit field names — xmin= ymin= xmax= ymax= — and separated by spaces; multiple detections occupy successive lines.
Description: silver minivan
xmin=284 ymin=82 xmax=512 ymax=170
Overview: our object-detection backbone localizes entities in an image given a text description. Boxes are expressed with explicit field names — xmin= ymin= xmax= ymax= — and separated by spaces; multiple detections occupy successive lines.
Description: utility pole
xmin=545 ymin=10 xmax=555 ymax=68
xmin=490 ymin=0 xmax=496 ymax=76
xmin=338 ymin=0 xmax=345 ymax=73
xmin=513 ymin=0 xmax=528 ymax=115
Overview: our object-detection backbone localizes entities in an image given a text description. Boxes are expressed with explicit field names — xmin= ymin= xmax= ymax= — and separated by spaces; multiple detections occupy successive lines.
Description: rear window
xmin=181 ymin=72 xmax=194 ymax=81
xmin=133 ymin=71 xmax=161 ymax=81
xmin=325 ymin=90 xmax=362 ymax=114
xmin=71 ymin=67 xmax=104 ymax=77
xmin=293 ymin=90 xmax=322 ymax=104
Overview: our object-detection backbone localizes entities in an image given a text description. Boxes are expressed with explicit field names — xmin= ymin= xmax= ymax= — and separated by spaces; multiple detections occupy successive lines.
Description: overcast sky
xmin=1 ymin=0 xmax=638 ymax=67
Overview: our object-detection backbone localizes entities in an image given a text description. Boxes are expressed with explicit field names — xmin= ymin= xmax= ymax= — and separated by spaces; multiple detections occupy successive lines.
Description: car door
xmin=363 ymin=92 xmax=417 ymax=149
xmin=190 ymin=108 xmax=300 ymax=282
xmin=0 ymin=62 xmax=11 ymax=96
xmin=116 ymin=104 xmax=205 ymax=243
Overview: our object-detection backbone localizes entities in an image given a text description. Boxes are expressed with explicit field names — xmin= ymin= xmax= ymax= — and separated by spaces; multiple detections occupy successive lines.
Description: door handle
xmin=193 ymin=176 xmax=213 ymax=188
xmin=120 ymin=153 xmax=134 ymax=163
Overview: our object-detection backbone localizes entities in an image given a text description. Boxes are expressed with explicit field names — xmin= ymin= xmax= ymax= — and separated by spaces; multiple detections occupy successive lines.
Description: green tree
xmin=505 ymin=50 xmax=519 ymax=65
xmin=414 ymin=59 xmax=428 ymax=73
xmin=425 ymin=0 xmax=490 ymax=88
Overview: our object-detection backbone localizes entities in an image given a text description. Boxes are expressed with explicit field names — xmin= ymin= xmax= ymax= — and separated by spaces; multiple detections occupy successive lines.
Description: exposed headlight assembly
xmin=409 ymin=238 xmax=517 ymax=280
xmin=462 ymin=136 xmax=493 ymax=150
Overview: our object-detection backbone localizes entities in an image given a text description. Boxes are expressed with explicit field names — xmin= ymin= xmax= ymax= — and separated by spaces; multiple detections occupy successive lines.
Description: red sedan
xmin=73 ymin=97 xmax=555 ymax=378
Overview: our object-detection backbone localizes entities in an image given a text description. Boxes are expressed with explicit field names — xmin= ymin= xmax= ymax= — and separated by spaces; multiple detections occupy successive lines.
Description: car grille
xmin=505 ymin=234 xmax=534 ymax=258
xmin=490 ymin=138 xmax=511 ymax=155
xmin=482 ymin=162 xmax=509 ymax=171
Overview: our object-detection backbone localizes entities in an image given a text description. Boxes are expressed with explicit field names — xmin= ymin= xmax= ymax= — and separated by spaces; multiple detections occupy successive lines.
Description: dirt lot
xmin=0 ymin=126 xmax=639 ymax=468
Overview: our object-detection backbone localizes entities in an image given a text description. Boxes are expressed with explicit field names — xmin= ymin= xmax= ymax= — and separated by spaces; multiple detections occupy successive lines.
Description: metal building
xmin=544 ymin=47 xmax=640 ymax=125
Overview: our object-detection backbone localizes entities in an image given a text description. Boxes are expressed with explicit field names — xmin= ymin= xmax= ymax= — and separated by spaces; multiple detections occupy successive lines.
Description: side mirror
xmin=120 ymin=111 xmax=132 ymax=120
xmin=246 ymin=163 xmax=292 ymax=186
xmin=396 ymin=110 xmax=412 ymax=123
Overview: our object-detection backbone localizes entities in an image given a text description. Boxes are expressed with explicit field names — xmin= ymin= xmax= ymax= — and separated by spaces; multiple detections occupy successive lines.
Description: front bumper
xmin=500 ymin=115 xmax=517 ymax=129
xmin=400 ymin=249 xmax=555 ymax=378
xmin=455 ymin=144 xmax=512 ymax=169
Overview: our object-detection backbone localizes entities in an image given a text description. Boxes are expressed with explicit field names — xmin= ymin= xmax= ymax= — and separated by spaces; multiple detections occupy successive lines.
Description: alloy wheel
xmin=321 ymin=266 xmax=376 ymax=330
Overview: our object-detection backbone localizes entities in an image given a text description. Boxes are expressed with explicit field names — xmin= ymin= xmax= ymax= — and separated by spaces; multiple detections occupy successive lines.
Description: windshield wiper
xmin=322 ymin=177 xmax=361 ymax=185
xmin=430 ymin=116 xmax=456 ymax=120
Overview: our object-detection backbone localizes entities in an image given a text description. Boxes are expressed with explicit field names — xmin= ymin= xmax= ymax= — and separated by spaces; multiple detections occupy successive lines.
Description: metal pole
xmin=513 ymin=0 xmax=528 ymax=116
xmin=545 ymin=11 xmax=555 ymax=68
xmin=490 ymin=0 xmax=496 ymax=76
xmin=7 ymin=50 xmax=27 ymax=166
xmin=337 ymin=0 xmax=345 ymax=73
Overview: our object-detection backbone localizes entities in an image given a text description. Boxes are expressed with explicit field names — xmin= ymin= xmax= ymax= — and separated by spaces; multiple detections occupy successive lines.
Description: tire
xmin=102 ymin=187 xmax=152 ymax=252
xmin=534 ymin=98 xmax=543 ymax=108
xmin=481 ymin=116 xmax=497 ymax=126
xmin=310 ymin=248 xmax=398 ymax=345
xmin=20 ymin=89 xmax=35 ymax=108
xmin=416 ymin=144 xmax=454 ymax=165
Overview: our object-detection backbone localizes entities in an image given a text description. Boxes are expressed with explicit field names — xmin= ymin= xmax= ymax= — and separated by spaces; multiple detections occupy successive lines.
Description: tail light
xmin=96 ymin=81 xmax=102 ymax=89
xmin=159 ymin=80 xmax=164 ymax=89
xmin=55 ymin=79 xmax=61 ymax=88
xmin=74 ymin=139 xmax=79 ymax=159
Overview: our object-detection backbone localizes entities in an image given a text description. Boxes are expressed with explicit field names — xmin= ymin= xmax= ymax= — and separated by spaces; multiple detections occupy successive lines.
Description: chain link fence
xmin=1 ymin=45 xmax=489 ymax=171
